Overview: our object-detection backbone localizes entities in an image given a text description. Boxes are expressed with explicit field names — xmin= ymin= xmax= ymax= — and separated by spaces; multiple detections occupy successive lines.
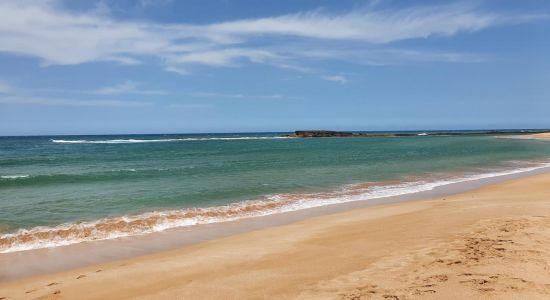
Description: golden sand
xmin=2 ymin=173 xmax=550 ymax=299
xmin=529 ymin=132 xmax=550 ymax=139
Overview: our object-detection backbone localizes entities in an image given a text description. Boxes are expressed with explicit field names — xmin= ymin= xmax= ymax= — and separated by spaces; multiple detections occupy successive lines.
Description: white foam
xmin=51 ymin=136 xmax=289 ymax=144
xmin=1 ymin=175 xmax=30 ymax=179
xmin=2 ymin=161 xmax=550 ymax=253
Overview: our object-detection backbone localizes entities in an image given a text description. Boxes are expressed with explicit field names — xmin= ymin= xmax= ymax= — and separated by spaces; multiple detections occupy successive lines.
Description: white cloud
xmin=322 ymin=75 xmax=348 ymax=84
xmin=208 ymin=5 xmax=498 ymax=43
xmin=0 ymin=1 xmax=545 ymax=73
xmin=295 ymin=48 xmax=488 ymax=66
xmin=94 ymin=81 xmax=166 ymax=95
xmin=163 ymin=66 xmax=189 ymax=76
xmin=167 ymin=48 xmax=277 ymax=67
xmin=104 ymin=56 xmax=143 ymax=65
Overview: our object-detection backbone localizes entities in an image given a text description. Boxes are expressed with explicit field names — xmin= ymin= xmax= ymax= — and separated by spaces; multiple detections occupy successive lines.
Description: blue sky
xmin=0 ymin=0 xmax=549 ymax=135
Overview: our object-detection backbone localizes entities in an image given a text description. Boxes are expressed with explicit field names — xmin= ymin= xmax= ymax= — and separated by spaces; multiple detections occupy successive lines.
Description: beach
xmin=1 ymin=0 xmax=549 ymax=298
xmin=500 ymin=132 xmax=550 ymax=140
xmin=519 ymin=133 xmax=550 ymax=140
xmin=532 ymin=132 xmax=550 ymax=139
xmin=1 ymin=171 xmax=550 ymax=299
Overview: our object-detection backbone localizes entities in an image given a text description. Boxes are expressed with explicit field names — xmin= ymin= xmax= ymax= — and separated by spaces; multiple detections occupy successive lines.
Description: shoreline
xmin=2 ymin=133 xmax=549 ymax=258
xmin=1 ymin=169 xmax=550 ymax=298
xmin=1 ymin=163 xmax=550 ymax=282
xmin=503 ymin=132 xmax=550 ymax=140
xmin=2 ymin=159 xmax=550 ymax=256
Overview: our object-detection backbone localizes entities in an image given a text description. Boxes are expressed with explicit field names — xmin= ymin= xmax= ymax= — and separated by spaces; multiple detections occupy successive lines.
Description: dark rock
xmin=289 ymin=130 xmax=355 ymax=138
xmin=285 ymin=129 xmax=550 ymax=138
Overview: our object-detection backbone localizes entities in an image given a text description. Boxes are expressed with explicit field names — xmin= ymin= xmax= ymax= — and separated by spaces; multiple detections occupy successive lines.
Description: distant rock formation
xmin=286 ymin=130 xmax=550 ymax=138
xmin=289 ymin=130 xmax=355 ymax=138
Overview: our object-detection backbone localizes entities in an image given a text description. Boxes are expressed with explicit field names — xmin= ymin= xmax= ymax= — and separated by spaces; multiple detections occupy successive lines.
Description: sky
xmin=0 ymin=0 xmax=549 ymax=135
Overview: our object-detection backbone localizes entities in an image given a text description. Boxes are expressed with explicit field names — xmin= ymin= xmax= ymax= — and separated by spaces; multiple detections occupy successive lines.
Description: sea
xmin=1 ymin=132 xmax=550 ymax=253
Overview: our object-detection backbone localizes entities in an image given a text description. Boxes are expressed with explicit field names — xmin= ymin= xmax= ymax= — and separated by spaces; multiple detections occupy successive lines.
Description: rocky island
xmin=286 ymin=129 xmax=550 ymax=138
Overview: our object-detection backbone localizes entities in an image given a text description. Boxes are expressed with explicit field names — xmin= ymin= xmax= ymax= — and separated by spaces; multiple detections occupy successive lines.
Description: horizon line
xmin=1 ymin=128 xmax=549 ymax=138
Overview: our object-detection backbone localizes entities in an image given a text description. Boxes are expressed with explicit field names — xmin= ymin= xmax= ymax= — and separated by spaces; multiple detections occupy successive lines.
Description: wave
xmin=0 ymin=167 xmax=202 ymax=188
xmin=1 ymin=161 xmax=550 ymax=253
xmin=0 ymin=174 xmax=30 ymax=180
xmin=51 ymin=136 xmax=289 ymax=144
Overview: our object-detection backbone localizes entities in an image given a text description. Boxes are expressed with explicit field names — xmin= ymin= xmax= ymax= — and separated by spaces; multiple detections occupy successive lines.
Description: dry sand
xmin=505 ymin=132 xmax=550 ymax=140
xmin=529 ymin=132 xmax=550 ymax=139
xmin=2 ymin=173 xmax=550 ymax=299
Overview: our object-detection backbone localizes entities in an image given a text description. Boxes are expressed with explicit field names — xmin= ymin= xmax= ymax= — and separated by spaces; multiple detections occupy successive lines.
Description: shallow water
xmin=1 ymin=132 xmax=549 ymax=252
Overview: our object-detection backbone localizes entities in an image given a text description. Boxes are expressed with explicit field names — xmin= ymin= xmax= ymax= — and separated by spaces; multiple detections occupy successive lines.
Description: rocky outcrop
xmin=289 ymin=131 xmax=355 ymax=138
xmin=286 ymin=130 xmax=550 ymax=138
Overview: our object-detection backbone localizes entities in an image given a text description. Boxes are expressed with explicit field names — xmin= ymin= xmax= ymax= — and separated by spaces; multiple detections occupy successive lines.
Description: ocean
xmin=1 ymin=132 xmax=550 ymax=253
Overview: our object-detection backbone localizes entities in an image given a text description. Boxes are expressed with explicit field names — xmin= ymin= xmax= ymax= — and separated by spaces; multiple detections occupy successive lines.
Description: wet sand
xmin=1 ymin=172 xmax=550 ymax=299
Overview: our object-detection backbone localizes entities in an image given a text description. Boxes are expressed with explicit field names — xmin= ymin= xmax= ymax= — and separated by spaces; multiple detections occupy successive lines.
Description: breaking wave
xmin=0 ymin=175 xmax=30 ymax=180
xmin=51 ymin=136 xmax=289 ymax=144
xmin=2 ymin=161 xmax=550 ymax=253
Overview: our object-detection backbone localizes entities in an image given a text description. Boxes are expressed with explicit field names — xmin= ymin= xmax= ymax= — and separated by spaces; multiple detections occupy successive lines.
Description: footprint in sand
xmin=95 ymin=269 xmax=103 ymax=273
xmin=47 ymin=282 xmax=60 ymax=286
xmin=76 ymin=275 xmax=86 ymax=279
xmin=25 ymin=289 xmax=36 ymax=294
xmin=53 ymin=290 xmax=61 ymax=295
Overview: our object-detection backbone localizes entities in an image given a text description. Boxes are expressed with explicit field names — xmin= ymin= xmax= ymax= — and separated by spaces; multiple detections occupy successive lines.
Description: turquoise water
xmin=1 ymin=133 xmax=550 ymax=252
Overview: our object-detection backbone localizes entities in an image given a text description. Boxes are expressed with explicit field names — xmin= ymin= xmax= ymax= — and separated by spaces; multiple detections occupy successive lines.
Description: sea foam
xmin=51 ymin=136 xmax=289 ymax=144
xmin=0 ymin=175 xmax=30 ymax=180
xmin=1 ymin=161 xmax=549 ymax=253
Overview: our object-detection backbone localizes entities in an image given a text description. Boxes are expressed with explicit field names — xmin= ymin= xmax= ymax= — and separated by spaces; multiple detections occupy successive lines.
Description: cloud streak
xmin=0 ymin=81 xmax=154 ymax=107
xmin=208 ymin=5 xmax=498 ymax=43
xmin=0 ymin=1 xmax=545 ymax=74
xmin=94 ymin=81 xmax=166 ymax=95
xmin=0 ymin=95 xmax=152 ymax=107
xmin=191 ymin=92 xmax=284 ymax=99
xmin=322 ymin=75 xmax=348 ymax=84
xmin=0 ymin=81 xmax=14 ymax=94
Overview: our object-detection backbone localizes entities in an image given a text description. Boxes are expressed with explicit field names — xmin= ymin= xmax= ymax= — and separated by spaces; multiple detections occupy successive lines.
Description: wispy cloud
xmin=208 ymin=5 xmax=498 ymax=43
xmin=139 ymin=0 xmax=174 ymax=8
xmin=322 ymin=75 xmax=348 ymax=84
xmin=0 ymin=81 xmax=153 ymax=107
xmin=295 ymin=47 xmax=488 ymax=66
xmin=163 ymin=66 xmax=189 ymax=76
xmin=167 ymin=48 xmax=277 ymax=67
xmin=191 ymin=92 xmax=284 ymax=99
xmin=168 ymin=103 xmax=213 ymax=109
xmin=0 ymin=81 xmax=14 ymax=94
xmin=0 ymin=95 xmax=152 ymax=107
xmin=94 ymin=81 xmax=166 ymax=95
xmin=0 ymin=1 xmax=545 ymax=75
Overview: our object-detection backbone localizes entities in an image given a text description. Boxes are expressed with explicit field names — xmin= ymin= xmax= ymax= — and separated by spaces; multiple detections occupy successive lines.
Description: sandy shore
xmin=530 ymin=132 xmax=550 ymax=139
xmin=2 ymin=173 xmax=550 ymax=299
xmin=504 ymin=132 xmax=550 ymax=140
